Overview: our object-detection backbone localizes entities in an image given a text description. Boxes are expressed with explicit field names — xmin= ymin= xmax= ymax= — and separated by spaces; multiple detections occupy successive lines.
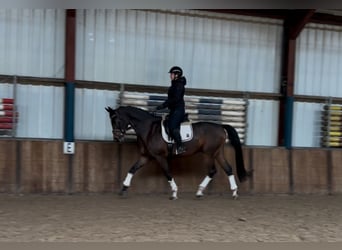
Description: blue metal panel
xmin=64 ymin=83 xmax=75 ymax=142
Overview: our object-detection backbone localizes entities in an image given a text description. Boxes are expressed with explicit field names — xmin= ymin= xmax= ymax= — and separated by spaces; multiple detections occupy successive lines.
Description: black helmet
xmin=168 ymin=66 xmax=183 ymax=77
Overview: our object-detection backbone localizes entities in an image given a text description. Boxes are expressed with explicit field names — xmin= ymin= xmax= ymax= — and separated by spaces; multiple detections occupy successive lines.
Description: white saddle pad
xmin=161 ymin=121 xmax=193 ymax=143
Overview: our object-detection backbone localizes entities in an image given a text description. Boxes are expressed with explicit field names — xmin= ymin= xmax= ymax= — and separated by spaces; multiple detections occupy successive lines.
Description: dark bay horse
xmin=105 ymin=105 xmax=251 ymax=200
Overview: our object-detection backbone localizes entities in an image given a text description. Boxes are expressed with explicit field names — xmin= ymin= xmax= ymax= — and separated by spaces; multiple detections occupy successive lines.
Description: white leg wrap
xmin=168 ymin=178 xmax=178 ymax=191
xmin=199 ymin=176 xmax=212 ymax=189
xmin=196 ymin=176 xmax=212 ymax=197
xmin=123 ymin=173 xmax=133 ymax=187
xmin=228 ymin=175 xmax=238 ymax=190
xmin=169 ymin=178 xmax=178 ymax=199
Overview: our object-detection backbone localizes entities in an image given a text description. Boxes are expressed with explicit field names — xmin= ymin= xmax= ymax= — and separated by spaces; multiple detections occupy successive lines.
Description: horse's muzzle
xmin=113 ymin=136 xmax=124 ymax=142
xmin=113 ymin=129 xmax=125 ymax=142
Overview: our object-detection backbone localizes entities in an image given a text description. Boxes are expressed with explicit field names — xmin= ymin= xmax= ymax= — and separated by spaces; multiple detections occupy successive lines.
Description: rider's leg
xmin=172 ymin=128 xmax=186 ymax=154
xmin=168 ymin=109 xmax=186 ymax=155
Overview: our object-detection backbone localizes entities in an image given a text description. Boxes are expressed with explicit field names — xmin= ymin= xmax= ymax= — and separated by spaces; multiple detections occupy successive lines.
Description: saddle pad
xmin=161 ymin=122 xmax=193 ymax=143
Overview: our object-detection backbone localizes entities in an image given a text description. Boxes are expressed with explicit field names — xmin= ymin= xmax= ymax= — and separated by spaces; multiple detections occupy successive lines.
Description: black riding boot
xmin=172 ymin=129 xmax=186 ymax=155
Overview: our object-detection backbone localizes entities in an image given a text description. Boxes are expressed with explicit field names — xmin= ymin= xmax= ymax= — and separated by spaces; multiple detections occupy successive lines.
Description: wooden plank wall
xmin=292 ymin=149 xmax=328 ymax=194
xmin=73 ymin=141 xmax=119 ymax=193
xmin=331 ymin=150 xmax=342 ymax=193
xmin=251 ymin=148 xmax=290 ymax=194
xmin=20 ymin=141 xmax=68 ymax=193
xmin=0 ymin=139 xmax=342 ymax=195
xmin=0 ymin=140 xmax=16 ymax=192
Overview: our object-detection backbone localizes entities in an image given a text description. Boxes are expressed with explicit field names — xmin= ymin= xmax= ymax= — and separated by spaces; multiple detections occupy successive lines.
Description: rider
xmin=156 ymin=66 xmax=187 ymax=155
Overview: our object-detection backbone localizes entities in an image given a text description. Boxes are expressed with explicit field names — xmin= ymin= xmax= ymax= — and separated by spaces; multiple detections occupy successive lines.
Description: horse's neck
xmin=125 ymin=109 xmax=153 ymax=137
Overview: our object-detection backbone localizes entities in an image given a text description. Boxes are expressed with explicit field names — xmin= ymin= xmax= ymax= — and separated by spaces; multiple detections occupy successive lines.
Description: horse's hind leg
xmin=196 ymin=164 xmax=217 ymax=198
xmin=215 ymin=152 xmax=239 ymax=199
xmin=119 ymin=156 xmax=149 ymax=197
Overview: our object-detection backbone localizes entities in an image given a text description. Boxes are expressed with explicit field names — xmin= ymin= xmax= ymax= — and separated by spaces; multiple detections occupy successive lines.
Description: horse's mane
xmin=118 ymin=106 xmax=161 ymax=122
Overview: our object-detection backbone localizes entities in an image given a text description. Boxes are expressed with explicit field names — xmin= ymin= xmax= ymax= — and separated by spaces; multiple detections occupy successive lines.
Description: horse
xmin=105 ymin=105 xmax=251 ymax=200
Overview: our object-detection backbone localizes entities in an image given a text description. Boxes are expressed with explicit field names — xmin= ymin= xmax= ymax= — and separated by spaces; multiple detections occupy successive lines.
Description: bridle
xmin=111 ymin=113 xmax=131 ymax=141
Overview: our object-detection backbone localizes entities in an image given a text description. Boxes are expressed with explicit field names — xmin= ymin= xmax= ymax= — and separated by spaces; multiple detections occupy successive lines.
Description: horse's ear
xmin=105 ymin=106 xmax=113 ymax=113
xmin=105 ymin=107 xmax=117 ymax=119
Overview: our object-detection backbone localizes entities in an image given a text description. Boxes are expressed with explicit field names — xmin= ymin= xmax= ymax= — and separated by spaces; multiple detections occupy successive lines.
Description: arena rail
xmin=118 ymin=91 xmax=248 ymax=143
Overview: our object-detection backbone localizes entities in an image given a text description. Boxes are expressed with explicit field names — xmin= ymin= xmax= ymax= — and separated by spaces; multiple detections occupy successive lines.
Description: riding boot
xmin=172 ymin=129 xmax=186 ymax=155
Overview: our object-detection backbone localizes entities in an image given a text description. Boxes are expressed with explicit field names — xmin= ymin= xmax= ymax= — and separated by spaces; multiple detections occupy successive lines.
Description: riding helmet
xmin=168 ymin=66 xmax=183 ymax=77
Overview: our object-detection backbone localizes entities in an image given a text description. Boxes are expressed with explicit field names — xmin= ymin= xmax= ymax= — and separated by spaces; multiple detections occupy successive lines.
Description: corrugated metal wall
xmin=0 ymin=83 xmax=14 ymax=97
xmin=1 ymin=9 xmax=284 ymax=145
xmin=293 ymin=23 xmax=342 ymax=147
xmin=0 ymin=82 xmax=64 ymax=139
xmin=0 ymin=9 xmax=65 ymax=78
xmin=0 ymin=9 xmax=65 ymax=139
xmin=5 ymin=9 xmax=340 ymax=147
xmin=76 ymin=9 xmax=282 ymax=93
xmin=75 ymin=9 xmax=283 ymax=145
xmin=74 ymin=88 xmax=119 ymax=140
xmin=246 ymin=100 xmax=279 ymax=146
xmin=292 ymin=102 xmax=322 ymax=147
xmin=16 ymin=84 xmax=64 ymax=139
xmin=296 ymin=23 xmax=342 ymax=96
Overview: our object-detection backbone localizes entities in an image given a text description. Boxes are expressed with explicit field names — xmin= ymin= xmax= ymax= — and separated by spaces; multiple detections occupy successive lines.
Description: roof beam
xmin=204 ymin=9 xmax=342 ymax=27
xmin=286 ymin=9 xmax=316 ymax=39
xmin=205 ymin=9 xmax=289 ymax=19
xmin=311 ymin=12 xmax=342 ymax=26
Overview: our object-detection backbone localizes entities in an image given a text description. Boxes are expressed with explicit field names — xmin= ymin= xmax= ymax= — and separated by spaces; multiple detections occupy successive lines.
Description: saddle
xmin=161 ymin=114 xmax=193 ymax=143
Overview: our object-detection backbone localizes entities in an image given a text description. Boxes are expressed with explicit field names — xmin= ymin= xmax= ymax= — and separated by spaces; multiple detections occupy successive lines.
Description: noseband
xmin=113 ymin=128 xmax=125 ymax=138
xmin=111 ymin=114 xmax=132 ymax=140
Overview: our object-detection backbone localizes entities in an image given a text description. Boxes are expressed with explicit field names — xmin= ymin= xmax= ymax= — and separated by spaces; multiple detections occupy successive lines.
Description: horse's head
xmin=105 ymin=106 xmax=131 ymax=142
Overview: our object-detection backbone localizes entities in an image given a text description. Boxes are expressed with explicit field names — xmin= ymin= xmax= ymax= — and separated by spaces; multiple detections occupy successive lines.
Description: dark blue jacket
xmin=160 ymin=76 xmax=186 ymax=111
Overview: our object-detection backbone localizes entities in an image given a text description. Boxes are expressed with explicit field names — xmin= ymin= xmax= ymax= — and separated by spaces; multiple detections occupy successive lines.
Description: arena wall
xmin=0 ymin=139 xmax=341 ymax=195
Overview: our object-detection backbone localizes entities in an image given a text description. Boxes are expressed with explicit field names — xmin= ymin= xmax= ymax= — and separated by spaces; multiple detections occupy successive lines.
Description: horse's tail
xmin=222 ymin=124 xmax=249 ymax=182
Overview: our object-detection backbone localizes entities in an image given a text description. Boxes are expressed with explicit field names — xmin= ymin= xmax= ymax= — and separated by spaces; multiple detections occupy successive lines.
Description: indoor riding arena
xmin=1 ymin=9 xmax=342 ymax=242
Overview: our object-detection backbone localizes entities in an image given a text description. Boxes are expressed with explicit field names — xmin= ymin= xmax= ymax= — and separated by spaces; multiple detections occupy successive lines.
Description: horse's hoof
xmin=232 ymin=189 xmax=239 ymax=200
xmin=169 ymin=196 xmax=178 ymax=200
xmin=233 ymin=194 xmax=239 ymax=200
xmin=118 ymin=190 xmax=128 ymax=198
xmin=196 ymin=194 xmax=204 ymax=199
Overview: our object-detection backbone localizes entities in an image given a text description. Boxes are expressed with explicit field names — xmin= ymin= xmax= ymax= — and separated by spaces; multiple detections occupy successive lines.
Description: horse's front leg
xmin=119 ymin=156 xmax=150 ymax=197
xmin=154 ymin=155 xmax=178 ymax=200
xmin=168 ymin=178 xmax=178 ymax=200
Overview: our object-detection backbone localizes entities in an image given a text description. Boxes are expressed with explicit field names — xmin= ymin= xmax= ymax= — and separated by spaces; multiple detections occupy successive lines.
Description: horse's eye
xmin=115 ymin=120 xmax=121 ymax=128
